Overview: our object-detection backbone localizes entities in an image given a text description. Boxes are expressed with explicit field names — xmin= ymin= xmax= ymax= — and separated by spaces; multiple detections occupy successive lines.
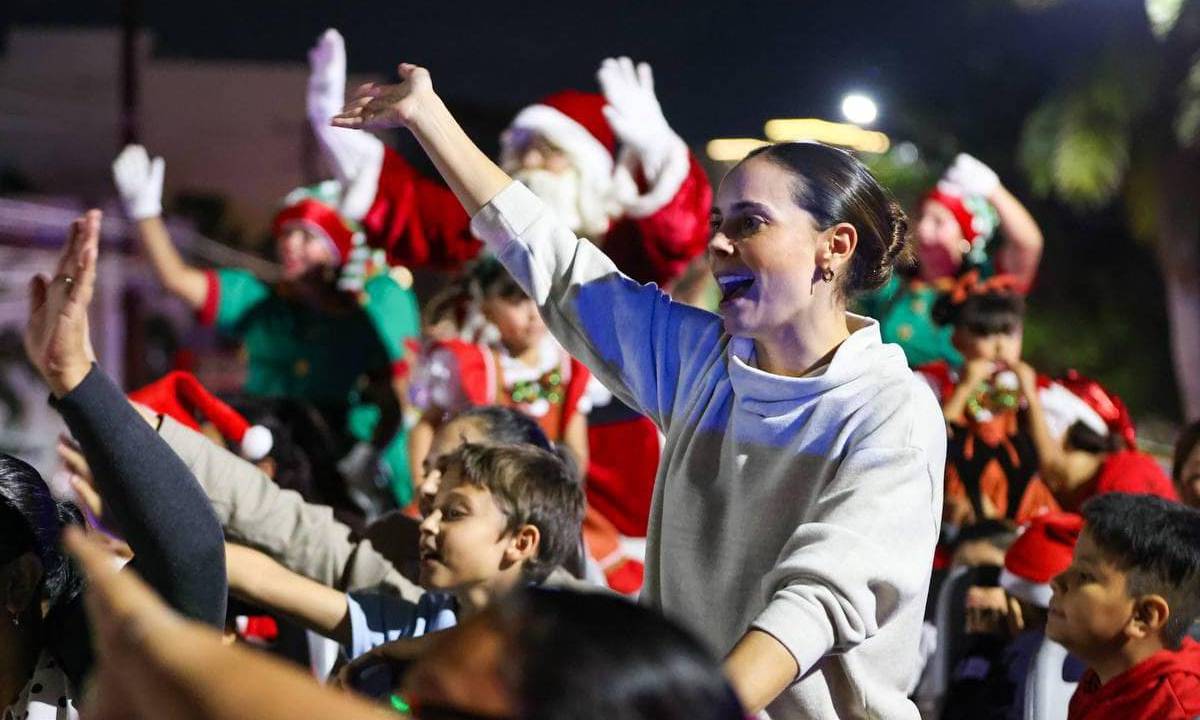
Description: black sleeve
xmin=54 ymin=365 xmax=227 ymax=626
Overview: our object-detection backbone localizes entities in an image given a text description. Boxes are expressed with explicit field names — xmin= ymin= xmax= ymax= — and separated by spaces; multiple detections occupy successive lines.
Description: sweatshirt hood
xmin=727 ymin=313 xmax=909 ymax=416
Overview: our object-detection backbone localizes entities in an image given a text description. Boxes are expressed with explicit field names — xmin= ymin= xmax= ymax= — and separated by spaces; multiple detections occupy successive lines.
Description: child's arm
xmin=562 ymin=411 xmax=589 ymax=473
xmin=1014 ymin=362 xmax=1073 ymax=492
xmin=112 ymin=147 xmax=210 ymax=309
xmin=225 ymin=543 xmax=352 ymax=645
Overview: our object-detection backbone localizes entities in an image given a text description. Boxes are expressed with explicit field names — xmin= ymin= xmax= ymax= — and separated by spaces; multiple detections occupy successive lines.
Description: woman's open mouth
xmin=716 ymin=274 xmax=755 ymax=303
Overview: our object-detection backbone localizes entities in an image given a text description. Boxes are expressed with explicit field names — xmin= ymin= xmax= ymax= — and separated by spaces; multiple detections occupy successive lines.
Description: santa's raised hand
xmin=597 ymin=57 xmax=682 ymax=175
xmin=332 ymin=63 xmax=435 ymax=131
xmin=25 ymin=210 xmax=100 ymax=397
xmin=307 ymin=28 xmax=347 ymax=123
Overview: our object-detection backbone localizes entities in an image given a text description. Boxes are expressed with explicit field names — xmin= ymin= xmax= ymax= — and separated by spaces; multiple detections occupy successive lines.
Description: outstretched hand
xmin=25 ymin=210 xmax=100 ymax=397
xmin=332 ymin=63 xmax=435 ymax=131
xmin=596 ymin=56 xmax=675 ymax=163
xmin=308 ymin=28 xmax=347 ymax=121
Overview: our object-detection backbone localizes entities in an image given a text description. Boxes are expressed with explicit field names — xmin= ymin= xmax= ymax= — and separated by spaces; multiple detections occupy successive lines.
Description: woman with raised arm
xmin=334 ymin=65 xmax=945 ymax=718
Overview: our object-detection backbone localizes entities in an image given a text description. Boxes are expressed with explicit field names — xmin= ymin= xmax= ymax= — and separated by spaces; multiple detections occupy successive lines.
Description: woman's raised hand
xmin=332 ymin=63 xmax=434 ymax=131
xmin=24 ymin=210 xmax=100 ymax=397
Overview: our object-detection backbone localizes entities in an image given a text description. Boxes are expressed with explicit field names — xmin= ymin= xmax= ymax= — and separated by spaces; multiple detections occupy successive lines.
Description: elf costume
xmin=198 ymin=183 xmax=422 ymax=507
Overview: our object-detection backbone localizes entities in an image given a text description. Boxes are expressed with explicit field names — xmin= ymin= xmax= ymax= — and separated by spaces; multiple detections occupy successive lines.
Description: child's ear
xmin=1128 ymin=594 xmax=1171 ymax=640
xmin=504 ymin=524 xmax=541 ymax=565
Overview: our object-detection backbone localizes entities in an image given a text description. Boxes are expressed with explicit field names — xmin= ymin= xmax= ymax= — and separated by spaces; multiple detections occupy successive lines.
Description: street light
xmin=840 ymin=93 xmax=878 ymax=126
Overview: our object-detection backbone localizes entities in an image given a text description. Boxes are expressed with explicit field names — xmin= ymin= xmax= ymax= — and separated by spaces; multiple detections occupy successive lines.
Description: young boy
xmin=1047 ymin=493 xmax=1200 ymax=719
xmin=225 ymin=441 xmax=585 ymax=659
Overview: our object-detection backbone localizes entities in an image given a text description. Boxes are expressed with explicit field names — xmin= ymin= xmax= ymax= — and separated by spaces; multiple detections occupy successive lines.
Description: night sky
xmin=3 ymin=0 xmax=1142 ymax=161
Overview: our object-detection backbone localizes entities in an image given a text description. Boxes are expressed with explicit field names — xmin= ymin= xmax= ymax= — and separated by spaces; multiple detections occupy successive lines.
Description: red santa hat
xmin=505 ymin=91 xmax=616 ymax=177
xmin=1037 ymin=370 xmax=1137 ymax=450
xmin=270 ymin=181 xmax=363 ymax=266
xmin=1000 ymin=512 xmax=1084 ymax=608
xmin=129 ymin=371 xmax=273 ymax=461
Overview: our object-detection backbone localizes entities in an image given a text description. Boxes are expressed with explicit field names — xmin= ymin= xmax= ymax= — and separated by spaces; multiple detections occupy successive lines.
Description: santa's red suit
xmin=308 ymin=34 xmax=710 ymax=593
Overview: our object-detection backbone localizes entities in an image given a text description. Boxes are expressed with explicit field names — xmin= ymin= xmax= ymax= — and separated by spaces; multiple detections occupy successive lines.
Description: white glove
xmin=597 ymin=57 xmax=678 ymax=170
xmin=307 ymin=28 xmax=346 ymax=124
xmin=306 ymin=28 xmax=384 ymax=221
xmin=111 ymin=145 xmax=164 ymax=220
xmin=943 ymin=153 xmax=1000 ymax=198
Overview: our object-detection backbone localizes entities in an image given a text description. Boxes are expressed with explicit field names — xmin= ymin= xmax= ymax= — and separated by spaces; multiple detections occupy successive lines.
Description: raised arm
xmin=333 ymin=65 xmax=721 ymax=427
xmin=155 ymin=414 xmax=422 ymax=601
xmin=225 ymin=543 xmax=352 ymax=644
xmin=25 ymin=211 xmax=226 ymax=628
xmin=112 ymin=146 xmax=210 ymax=308
xmin=943 ymin=153 xmax=1043 ymax=289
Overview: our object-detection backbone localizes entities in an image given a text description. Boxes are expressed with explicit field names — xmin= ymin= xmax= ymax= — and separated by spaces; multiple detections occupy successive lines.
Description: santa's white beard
xmin=513 ymin=167 xmax=611 ymax=239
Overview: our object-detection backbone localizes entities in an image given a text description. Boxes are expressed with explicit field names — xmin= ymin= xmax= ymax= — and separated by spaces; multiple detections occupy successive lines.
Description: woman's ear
xmin=828 ymin=222 xmax=858 ymax=270
xmin=504 ymin=524 xmax=541 ymax=566
xmin=2 ymin=552 xmax=44 ymax=617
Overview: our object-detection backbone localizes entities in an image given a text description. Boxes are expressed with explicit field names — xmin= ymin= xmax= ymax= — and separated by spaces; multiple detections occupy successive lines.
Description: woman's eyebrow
xmin=730 ymin=200 xmax=774 ymax=216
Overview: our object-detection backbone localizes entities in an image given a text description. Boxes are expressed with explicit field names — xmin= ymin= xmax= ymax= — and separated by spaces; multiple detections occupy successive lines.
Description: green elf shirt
xmin=199 ymin=268 xmax=421 ymax=505
xmin=856 ymin=274 xmax=961 ymax=369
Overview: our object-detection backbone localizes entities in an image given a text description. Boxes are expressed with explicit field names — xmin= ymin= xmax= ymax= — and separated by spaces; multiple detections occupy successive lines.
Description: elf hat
xmin=924 ymin=181 xmax=999 ymax=265
xmin=129 ymin=371 xmax=273 ymax=461
xmin=1000 ymin=512 xmax=1084 ymax=608
xmin=271 ymin=181 xmax=363 ymax=266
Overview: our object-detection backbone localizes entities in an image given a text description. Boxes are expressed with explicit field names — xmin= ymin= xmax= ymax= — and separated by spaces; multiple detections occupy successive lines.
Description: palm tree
xmin=1015 ymin=0 xmax=1200 ymax=419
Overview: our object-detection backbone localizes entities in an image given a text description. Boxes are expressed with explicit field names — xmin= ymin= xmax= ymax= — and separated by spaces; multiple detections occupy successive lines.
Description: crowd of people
xmin=2 ymin=27 xmax=1199 ymax=720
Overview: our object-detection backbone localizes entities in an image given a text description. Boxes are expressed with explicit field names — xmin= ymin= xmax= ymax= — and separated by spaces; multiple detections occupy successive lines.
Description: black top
xmin=49 ymin=365 xmax=228 ymax=690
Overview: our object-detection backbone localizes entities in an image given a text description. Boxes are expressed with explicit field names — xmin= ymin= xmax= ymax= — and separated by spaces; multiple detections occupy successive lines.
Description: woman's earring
xmin=822 ymin=267 xmax=835 ymax=283
xmin=10 ymin=612 xmax=19 ymax=628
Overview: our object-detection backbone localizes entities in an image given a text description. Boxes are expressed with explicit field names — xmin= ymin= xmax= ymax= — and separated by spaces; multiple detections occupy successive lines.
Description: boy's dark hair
xmin=1082 ymin=492 xmax=1200 ymax=647
xmin=436 ymin=442 xmax=584 ymax=584
xmin=933 ymin=289 xmax=1025 ymax=335
xmin=467 ymin=256 xmax=528 ymax=302
xmin=498 ymin=587 xmax=745 ymax=720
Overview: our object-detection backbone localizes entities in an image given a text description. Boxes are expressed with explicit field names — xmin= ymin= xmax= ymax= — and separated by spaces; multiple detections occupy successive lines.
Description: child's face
xmin=417 ymin=472 xmax=519 ymax=594
xmin=417 ymin=416 xmax=488 ymax=517
xmin=1046 ymin=530 xmax=1136 ymax=660
xmin=1178 ymin=442 xmax=1200 ymax=509
xmin=483 ymin=294 xmax=546 ymax=356
xmin=953 ymin=326 xmax=1023 ymax=366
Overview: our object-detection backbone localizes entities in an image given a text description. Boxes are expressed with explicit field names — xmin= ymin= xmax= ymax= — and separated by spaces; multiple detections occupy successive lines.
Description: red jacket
xmin=363 ymin=146 xmax=712 ymax=287
xmin=1068 ymin=638 xmax=1200 ymax=720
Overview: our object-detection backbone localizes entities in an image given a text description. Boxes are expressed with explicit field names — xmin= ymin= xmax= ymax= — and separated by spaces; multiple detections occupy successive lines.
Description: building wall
xmin=0 ymin=26 xmax=379 ymax=234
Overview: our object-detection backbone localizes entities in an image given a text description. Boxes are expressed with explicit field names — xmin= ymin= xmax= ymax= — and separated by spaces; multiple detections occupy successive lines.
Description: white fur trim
xmin=339 ymin=135 xmax=385 ymax=221
xmin=240 ymin=425 xmax=274 ymax=461
xmin=1039 ymin=383 xmax=1109 ymax=441
xmin=506 ymin=104 xmax=614 ymax=188
xmin=1000 ymin=568 xmax=1054 ymax=608
xmin=613 ymin=134 xmax=691 ymax=219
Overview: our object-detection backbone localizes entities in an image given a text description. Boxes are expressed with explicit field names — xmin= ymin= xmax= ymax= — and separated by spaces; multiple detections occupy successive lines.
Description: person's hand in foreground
xmin=24 ymin=210 xmax=100 ymax=397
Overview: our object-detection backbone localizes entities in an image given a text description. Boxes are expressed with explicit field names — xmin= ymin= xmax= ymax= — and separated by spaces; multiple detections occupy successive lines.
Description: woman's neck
xmin=753 ymin=309 xmax=851 ymax=378
xmin=0 ymin=622 xmax=40 ymax=711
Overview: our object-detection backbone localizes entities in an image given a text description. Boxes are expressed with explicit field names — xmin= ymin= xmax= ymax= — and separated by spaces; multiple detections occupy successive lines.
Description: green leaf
xmin=1146 ymin=0 xmax=1186 ymax=39
xmin=1174 ymin=56 xmax=1200 ymax=148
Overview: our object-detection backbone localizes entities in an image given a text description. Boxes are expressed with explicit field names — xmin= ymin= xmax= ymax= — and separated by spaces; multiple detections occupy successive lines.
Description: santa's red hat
xmin=1000 ymin=512 xmax=1084 ymax=608
xmin=505 ymin=91 xmax=616 ymax=173
xmin=1038 ymin=370 xmax=1137 ymax=450
xmin=129 ymin=371 xmax=273 ymax=461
